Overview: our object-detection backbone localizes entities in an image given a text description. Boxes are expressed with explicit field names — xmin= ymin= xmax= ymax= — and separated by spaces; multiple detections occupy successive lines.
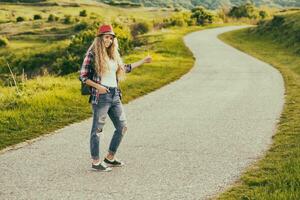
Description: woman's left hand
xmin=143 ymin=55 xmax=152 ymax=63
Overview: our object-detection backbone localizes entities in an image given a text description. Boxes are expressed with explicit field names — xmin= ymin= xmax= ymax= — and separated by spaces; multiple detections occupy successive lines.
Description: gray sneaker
xmin=92 ymin=162 xmax=112 ymax=172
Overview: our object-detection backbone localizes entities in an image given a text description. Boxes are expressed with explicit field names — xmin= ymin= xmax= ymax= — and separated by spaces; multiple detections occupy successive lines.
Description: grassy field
xmin=0 ymin=1 xmax=173 ymax=23
xmin=0 ymin=1 xmax=174 ymax=74
xmin=216 ymin=15 xmax=300 ymax=200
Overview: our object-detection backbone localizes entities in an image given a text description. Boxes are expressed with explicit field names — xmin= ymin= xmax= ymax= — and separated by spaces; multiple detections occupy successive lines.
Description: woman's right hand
xmin=96 ymin=85 xmax=109 ymax=94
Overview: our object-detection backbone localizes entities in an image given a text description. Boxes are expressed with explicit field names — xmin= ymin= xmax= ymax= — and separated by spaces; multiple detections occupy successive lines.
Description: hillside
xmin=217 ymin=11 xmax=300 ymax=200
xmin=252 ymin=11 xmax=300 ymax=55
xmin=97 ymin=0 xmax=300 ymax=9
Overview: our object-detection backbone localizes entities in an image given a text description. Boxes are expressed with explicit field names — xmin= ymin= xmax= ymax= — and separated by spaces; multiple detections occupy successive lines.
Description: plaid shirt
xmin=79 ymin=50 xmax=132 ymax=104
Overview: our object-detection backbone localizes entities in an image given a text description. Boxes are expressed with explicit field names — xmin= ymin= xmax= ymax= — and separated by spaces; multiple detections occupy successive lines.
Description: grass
xmin=0 ymin=39 xmax=69 ymax=55
xmin=216 ymin=26 xmax=300 ymax=200
xmin=0 ymin=2 xmax=173 ymax=24
xmin=0 ymin=24 xmax=227 ymax=151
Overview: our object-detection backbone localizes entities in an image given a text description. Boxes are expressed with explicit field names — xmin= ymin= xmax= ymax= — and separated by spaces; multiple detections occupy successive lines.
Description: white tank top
xmin=101 ymin=59 xmax=118 ymax=87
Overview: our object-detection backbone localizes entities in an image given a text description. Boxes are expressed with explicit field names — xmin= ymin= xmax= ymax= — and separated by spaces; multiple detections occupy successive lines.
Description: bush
xmin=228 ymin=3 xmax=259 ymax=19
xmin=156 ymin=12 xmax=192 ymax=28
xmin=105 ymin=0 xmax=141 ymax=7
xmin=0 ymin=36 xmax=9 ymax=47
xmin=74 ymin=21 xmax=88 ymax=31
xmin=259 ymin=10 xmax=268 ymax=19
xmin=113 ymin=23 xmax=134 ymax=55
xmin=33 ymin=14 xmax=42 ymax=20
xmin=48 ymin=14 xmax=59 ymax=22
xmin=0 ymin=44 xmax=67 ymax=77
xmin=174 ymin=7 xmax=181 ymax=12
xmin=217 ymin=6 xmax=230 ymax=23
xmin=170 ymin=14 xmax=188 ymax=27
xmin=63 ymin=15 xmax=72 ymax=24
xmin=48 ymin=14 xmax=55 ymax=22
xmin=16 ymin=16 xmax=25 ymax=22
xmin=52 ymin=52 xmax=80 ymax=75
xmin=130 ymin=22 xmax=150 ymax=38
xmin=191 ymin=7 xmax=215 ymax=25
xmin=79 ymin=10 xmax=87 ymax=17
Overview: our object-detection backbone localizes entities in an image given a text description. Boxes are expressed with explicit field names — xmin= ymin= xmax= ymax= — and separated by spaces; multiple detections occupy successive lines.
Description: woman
xmin=79 ymin=24 xmax=152 ymax=172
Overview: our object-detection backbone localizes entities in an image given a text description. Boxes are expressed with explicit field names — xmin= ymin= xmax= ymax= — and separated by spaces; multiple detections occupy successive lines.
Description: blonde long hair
xmin=88 ymin=35 xmax=125 ymax=81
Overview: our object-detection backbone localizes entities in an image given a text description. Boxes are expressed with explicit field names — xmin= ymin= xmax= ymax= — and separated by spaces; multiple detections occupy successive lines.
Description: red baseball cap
xmin=97 ymin=24 xmax=116 ymax=37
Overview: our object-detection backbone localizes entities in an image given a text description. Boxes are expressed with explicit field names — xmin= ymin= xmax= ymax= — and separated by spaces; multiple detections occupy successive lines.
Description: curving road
xmin=0 ymin=26 xmax=284 ymax=199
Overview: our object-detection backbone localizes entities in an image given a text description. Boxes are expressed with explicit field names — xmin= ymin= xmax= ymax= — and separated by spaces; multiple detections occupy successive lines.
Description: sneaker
xmin=92 ymin=162 xmax=112 ymax=172
xmin=104 ymin=157 xmax=125 ymax=167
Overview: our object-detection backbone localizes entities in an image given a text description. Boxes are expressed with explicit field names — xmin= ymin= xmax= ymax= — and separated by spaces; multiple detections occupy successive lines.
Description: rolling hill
xmin=97 ymin=0 xmax=300 ymax=9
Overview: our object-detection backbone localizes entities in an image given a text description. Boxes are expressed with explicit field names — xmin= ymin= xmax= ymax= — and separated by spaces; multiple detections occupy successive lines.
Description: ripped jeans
xmin=90 ymin=87 xmax=127 ymax=160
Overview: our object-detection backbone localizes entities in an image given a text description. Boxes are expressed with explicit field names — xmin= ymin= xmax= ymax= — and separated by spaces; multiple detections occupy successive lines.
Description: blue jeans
xmin=90 ymin=87 xmax=127 ymax=160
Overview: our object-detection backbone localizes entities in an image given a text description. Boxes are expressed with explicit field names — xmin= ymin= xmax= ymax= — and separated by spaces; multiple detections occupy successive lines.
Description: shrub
xmin=0 ymin=44 xmax=67 ymax=77
xmin=228 ymin=3 xmax=259 ymax=19
xmin=47 ymin=14 xmax=59 ymax=22
xmin=191 ymin=7 xmax=215 ymax=25
xmin=174 ymin=7 xmax=181 ymax=12
xmin=217 ymin=5 xmax=230 ymax=23
xmin=74 ymin=21 xmax=88 ymax=31
xmin=33 ymin=14 xmax=42 ymax=20
xmin=63 ymin=15 xmax=72 ymax=24
xmin=105 ymin=0 xmax=141 ymax=7
xmin=170 ymin=14 xmax=188 ymax=27
xmin=0 ymin=36 xmax=9 ymax=47
xmin=16 ymin=16 xmax=25 ymax=22
xmin=79 ymin=10 xmax=87 ymax=17
xmin=111 ymin=22 xmax=133 ymax=55
xmin=156 ymin=12 xmax=192 ymax=28
xmin=130 ymin=22 xmax=150 ymax=38
xmin=74 ymin=17 xmax=80 ymax=22
xmin=259 ymin=10 xmax=268 ymax=19
xmin=48 ymin=14 xmax=55 ymax=22
xmin=52 ymin=52 xmax=80 ymax=75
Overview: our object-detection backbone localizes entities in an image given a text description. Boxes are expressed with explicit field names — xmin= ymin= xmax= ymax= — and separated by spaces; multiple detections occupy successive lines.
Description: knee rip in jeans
xmin=96 ymin=128 xmax=103 ymax=133
xmin=96 ymin=128 xmax=102 ymax=137
xmin=121 ymin=126 xmax=127 ymax=135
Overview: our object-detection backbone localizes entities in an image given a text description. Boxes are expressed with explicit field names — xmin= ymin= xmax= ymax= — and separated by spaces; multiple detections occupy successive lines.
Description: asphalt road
xmin=0 ymin=26 xmax=285 ymax=199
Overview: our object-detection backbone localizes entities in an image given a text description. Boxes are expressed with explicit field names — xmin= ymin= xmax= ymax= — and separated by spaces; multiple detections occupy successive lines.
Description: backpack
xmin=81 ymin=61 xmax=95 ymax=95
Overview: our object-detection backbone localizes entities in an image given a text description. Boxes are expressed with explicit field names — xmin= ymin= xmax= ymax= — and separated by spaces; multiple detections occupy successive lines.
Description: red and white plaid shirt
xmin=79 ymin=50 xmax=132 ymax=104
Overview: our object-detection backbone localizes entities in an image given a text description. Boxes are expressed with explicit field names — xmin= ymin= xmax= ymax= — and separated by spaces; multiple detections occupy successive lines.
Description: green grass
xmin=0 ymin=2 xmax=173 ymax=24
xmin=0 ymin=24 xmax=227 ymax=151
xmin=252 ymin=12 xmax=300 ymax=55
xmin=0 ymin=1 xmax=176 ymax=77
xmin=216 ymin=27 xmax=300 ymax=200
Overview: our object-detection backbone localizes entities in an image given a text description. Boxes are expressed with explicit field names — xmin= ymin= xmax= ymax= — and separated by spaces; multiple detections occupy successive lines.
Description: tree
xmin=79 ymin=10 xmax=87 ymax=17
xmin=16 ymin=16 xmax=25 ymax=22
xmin=130 ymin=22 xmax=150 ymax=38
xmin=191 ymin=6 xmax=215 ymax=25
xmin=33 ymin=14 xmax=42 ymax=20
xmin=228 ymin=3 xmax=259 ymax=19
xmin=259 ymin=10 xmax=268 ymax=19
xmin=0 ymin=36 xmax=9 ymax=47
xmin=48 ymin=14 xmax=55 ymax=22
xmin=63 ymin=15 xmax=72 ymax=24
